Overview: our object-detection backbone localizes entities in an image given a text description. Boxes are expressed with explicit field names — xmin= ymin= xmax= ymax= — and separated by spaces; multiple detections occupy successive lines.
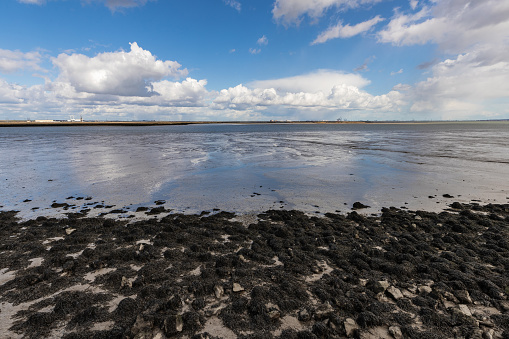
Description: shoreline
xmin=1 ymin=120 xmax=508 ymax=127
xmin=1 ymin=202 xmax=508 ymax=338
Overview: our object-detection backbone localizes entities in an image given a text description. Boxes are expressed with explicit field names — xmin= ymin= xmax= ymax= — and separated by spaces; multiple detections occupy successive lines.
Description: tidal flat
xmin=1 ymin=201 xmax=509 ymax=338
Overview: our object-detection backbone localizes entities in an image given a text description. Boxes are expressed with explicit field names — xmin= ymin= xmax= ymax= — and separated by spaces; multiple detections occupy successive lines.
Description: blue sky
xmin=1 ymin=0 xmax=508 ymax=121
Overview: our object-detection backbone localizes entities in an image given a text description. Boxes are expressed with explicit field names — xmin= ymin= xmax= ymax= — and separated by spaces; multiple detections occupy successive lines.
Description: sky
xmin=0 ymin=0 xmax=508 ymax=121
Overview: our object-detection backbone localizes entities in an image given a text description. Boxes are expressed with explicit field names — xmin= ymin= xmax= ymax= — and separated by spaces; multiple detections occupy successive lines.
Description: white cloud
xmin=409 ymin=0 xmax=418 ymax=10
xmin=378 ymin=0 xmax=509 ymax=53
xmin=249 ymin=69 xmax=369 ymax=93
xmin=0 ymin=78 xmax=24 ymax=103
xmin=377 ymin=0 xmax=509 ymax=119
xmin=135 ymin=78 xmax=209 ymax=106
xmin=213 ymin=70 xmax=403 ymax=114
xmin=257 ymin=35 xmax=268 ymax=46
xmin=249 ymin=48 xmax=261 ymax=55
xmin=52 ymin=42 xmax=187 ymax=97
xmin=18 ymin=0 xmax=45 ymax=4
xmin=86 ymin=0 xmax=152 ymax=11
xmin=223 ymin=0 xmax=241 ymax=12
xmin=312 ymin=15 xmax=384 ymax=45
xmin=390 ymin=69 xmax=403 ymax=76
xmin=407 ymin=46 xmax=509 ymax=118
xmin=0 ymin=49 xmax=43 ymax=73
xmin=272 ymin=0 xmax=382 ymax=26
xmin=20 ymin=0 xmax=153 ymax=10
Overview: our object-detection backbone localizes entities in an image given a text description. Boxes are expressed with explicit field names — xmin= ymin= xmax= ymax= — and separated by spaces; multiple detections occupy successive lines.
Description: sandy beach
xmin=1 ymin=200 xmax=508 ymax=338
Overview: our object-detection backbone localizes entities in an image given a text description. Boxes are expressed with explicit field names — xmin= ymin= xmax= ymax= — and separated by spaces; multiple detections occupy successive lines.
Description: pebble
xmin=386 ymin=286 xmax=404 ymax=300
xmin=417 ymin=285 xmax=432 ymax=294
xmin=458 ymin=304 xmax=472 ymax=317
xmin=344 ymin=318 xmax=359 ymax=337
xmin=389 ymin=325 xmax=403 ymax=339
xmin=214 ymin=284 xmax=224 ymax=299
xmin=232 ymin=283 xmax=244 ymax=292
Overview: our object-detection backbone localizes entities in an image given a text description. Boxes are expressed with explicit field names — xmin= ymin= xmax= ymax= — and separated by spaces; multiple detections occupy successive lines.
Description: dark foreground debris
xmin=1 ymin=203 xmax=509 ymax=338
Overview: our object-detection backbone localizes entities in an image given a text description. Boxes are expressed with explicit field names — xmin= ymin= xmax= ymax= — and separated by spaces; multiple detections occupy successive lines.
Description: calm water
xmin=1 ymin=122 xmax=508 ymax=218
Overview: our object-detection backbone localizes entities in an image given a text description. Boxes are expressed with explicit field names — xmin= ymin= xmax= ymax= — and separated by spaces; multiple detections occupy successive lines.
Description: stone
xmin=389 ymin=325 xmax=403 ymax=339
xmin=482 ymin=328 xmax=494 ymax=339
xmin=378 ymin=280 xmax=390 ymax=290
xmin=164 ymin=314 xmax=183 ymax=335
xmin=232 ymin=283 xmax=244 ymax=292
xmin=268 ymin=310 xmax=280 ymax=320
xmin=121 ymin=276 xmax=132 ymax=288
xmin=65 ymin=228 xmax=76 ymax=235
xmin=344 ymin=318 xmax=359 ymax=337
xmin=214 ymin=284 xmax=224 ymax=299
xmin=386 ymin=286 xmax=404 ymax=300
xmin=298 ymin=309 xmax=311 ymax=322
xmin=418 ymin=285 xmax=432 ymax=294
xmin=458 ymin=304 xmax=472 ymax=317
xmin=455 ymin=290 xmax=473 ymax=304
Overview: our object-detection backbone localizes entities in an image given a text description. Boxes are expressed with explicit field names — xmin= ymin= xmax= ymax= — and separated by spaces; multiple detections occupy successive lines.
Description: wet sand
xmin=1 ymin=201 xmax=509 ymax=338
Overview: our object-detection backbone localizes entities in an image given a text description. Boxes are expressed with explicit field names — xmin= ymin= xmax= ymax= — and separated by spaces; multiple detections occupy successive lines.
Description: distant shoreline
xmin=1 ymin=120 xmax=507 ymax=127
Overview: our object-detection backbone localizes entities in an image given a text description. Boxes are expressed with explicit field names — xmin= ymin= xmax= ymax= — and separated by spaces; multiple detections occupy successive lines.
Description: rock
xmin=232 ymin=283 xmax=244 ymax=292
xmin=418 ymin=285 xmax=432 ymax=294
xmin=163 ymin=314 xmax=183 ymax=335
xmin=121 ymin=276 xmax=132 ymax=289
xmin=386 ymin=286 xmax=404 ymax=300
xmin=458 ymin=304 xmax=472 ymax=317
xmin=414 ymin=215 xmax=422 ymax=220
xmin=359 ymin=279 xmax=368 ymax=287
xmin=344 ymin=318 xmax=359 ymax=337
xmin=352 ymin=202 xmax=370 ymax=210
xmin=455 ymin=290 xmax=473 ymax=304
xmin=500 ymin=300 xmax=509 ymax=312
xmin=378 ymin=281 xmax=390 ymax=290
xmin=214 ymin=284 xmax=224 ymax=299
xmin=268 ymin=310 xmax=280 ymax=320
xmin=482 ymin=328 xmax=494 ymax=339
xmin=389 ymin=325 xmax=403 ymax=339
xmin=131 ymin=315 xmax=154 ymax=338
xmin=298 ymin=308 xmax=311 ymax=322
xmin=65 ymin=228 xmax=76 ymax=235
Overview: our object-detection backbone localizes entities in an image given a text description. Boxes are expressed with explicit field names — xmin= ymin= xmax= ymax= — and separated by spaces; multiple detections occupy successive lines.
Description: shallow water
xmin=1 ymin=122 xmax=508 ymax=218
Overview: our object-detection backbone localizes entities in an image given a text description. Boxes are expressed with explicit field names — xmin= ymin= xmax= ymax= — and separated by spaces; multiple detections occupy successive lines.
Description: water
xmin=1 ymin=122 xmax=508 ymax=219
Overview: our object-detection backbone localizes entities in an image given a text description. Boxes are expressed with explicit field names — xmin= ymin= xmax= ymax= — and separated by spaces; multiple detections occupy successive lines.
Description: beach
xmin=1 ymin=122 xmax=508 ymax=338
xmin=1 ymin=200 xmax=509 ymax=338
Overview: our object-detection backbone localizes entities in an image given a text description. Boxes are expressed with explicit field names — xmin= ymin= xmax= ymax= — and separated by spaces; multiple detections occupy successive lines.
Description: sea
xmin=1 ymin=122 xmax=508 ymax=219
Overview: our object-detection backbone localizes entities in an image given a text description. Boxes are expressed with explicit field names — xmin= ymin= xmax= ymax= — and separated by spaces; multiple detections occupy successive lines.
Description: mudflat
xmin=1 ymin=202 xmax=509 ymax=338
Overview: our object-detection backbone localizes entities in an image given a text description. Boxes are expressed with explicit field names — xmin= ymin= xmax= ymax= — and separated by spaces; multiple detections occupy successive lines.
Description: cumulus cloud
xmin=213 ymin=83 xmax=402 ymax=113
xmin=0 ymin=49 xmax=43 ymax=73
xmin=214 ymin=70 xmax=402 ymax=114
xmin=376 ymin=0 xmax=509 ymax=119
xmin=312 ymin=16 xmax=384 ymax=45
xmin=0 ymin=78 xmax=24 ymax=103
xmin=407 ymin=45 xmax=509 ymax=118
xmin=52 ymin=42 xmax=187 ymax=97
xmin=249 ymin=69 xmax=369 ymax=93
xmin=272 ymin=0 xmax=382 ymax=26
xmin=378 ymin=0 xmax=509 ymax=53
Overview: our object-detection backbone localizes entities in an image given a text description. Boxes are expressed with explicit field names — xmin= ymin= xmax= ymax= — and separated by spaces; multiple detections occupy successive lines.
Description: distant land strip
xmin=0 ymin=120 xmax=507 ymax=127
